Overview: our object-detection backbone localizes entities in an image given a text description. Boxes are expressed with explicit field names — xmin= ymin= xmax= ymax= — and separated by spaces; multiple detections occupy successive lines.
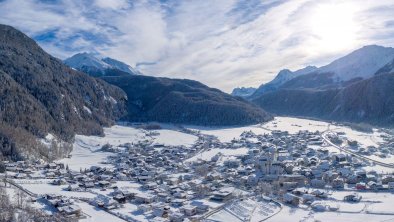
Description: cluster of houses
xmin=329 ymin=132 xmax=394 ymax=158
xmin=3 ymin=127 xmax=394 ymax=221
xmin=4 ymin=160 xmax=67 ymax=180
xmin=44 ymin=194 xmax=82 ymax=217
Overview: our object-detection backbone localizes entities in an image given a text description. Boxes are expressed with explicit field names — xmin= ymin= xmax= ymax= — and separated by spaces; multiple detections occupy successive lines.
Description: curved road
xmin=321 ymin=131 xmax=394 ymax=168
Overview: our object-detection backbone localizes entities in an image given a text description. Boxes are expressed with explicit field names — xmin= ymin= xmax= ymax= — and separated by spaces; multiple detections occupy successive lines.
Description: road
xmin=321 ymin=131 xmax=394 ymax=168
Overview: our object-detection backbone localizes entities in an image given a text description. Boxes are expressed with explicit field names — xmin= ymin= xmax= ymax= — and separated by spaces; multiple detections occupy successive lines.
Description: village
xmin=1 ymin=117 xmax=394 ymax=222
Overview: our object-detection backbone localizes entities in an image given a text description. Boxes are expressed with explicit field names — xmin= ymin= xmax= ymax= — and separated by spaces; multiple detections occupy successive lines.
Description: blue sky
xmin=1 ymin=0 xmax=394 ymax=92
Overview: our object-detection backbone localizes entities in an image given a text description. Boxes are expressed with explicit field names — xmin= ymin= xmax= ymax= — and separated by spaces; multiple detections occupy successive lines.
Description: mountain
xmin=250 ymin=45 xmax=394 ymax=99
xmin=64 ymin=53 xmax=141 ymax=77
xmin=253 ymin=72 xmax=394 ymax=127
xmin=231 ymin=87 xmax=256 ymax=98
xmin=0 ymin=24 xmax=126 ymax=160
xmin=250 ymin=66 xmax=317 ymax=99
xmin=318 ymin=45 xmax=394 ymax=81
xmin=251 ymin=45 xmax=394 ymax=127
xmin=101 ymin=75 xmax=273 ymax=126
xmin=376 ymin=58 xmax=394 ymax=75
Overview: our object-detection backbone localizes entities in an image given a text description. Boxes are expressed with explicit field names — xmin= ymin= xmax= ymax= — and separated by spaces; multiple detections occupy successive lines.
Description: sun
xmin=309 ymin=2 xmax=359 ymax=51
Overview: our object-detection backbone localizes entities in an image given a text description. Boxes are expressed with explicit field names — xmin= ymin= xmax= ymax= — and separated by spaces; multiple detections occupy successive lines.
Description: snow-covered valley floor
xmin=3 ymin=117 xmax=394 ymax=222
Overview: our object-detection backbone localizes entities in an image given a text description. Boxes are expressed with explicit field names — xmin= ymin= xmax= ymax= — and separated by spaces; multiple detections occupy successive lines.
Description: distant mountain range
xmin=0 ymin=24 xmax=272 ymax=160
xmin=247 ymin=45 xmax=394 ymax=127
xmin=231 ymin=87 xmax=256 ymax=98
xmin=250 ymin=66 xmax=317 ymax=99
xmin=64 ymin=53 xmax=142 ymax=77
xmin=65 ymin=54 xmax=272 ymax=126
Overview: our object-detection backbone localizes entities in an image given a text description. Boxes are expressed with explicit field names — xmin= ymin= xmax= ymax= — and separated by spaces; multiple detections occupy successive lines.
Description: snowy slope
xmin=102 ymin=57 xmax=141 ymax=75
xmin=231 ymin=87 xmax=256 ymax=98
xmin=318 ymin=45 xmax=394 ymax=81
xmin=251 ymin=45 xmax=394 ymax=99
xmin=251 ymin=65 xmax=317 ymax=97
xmin=64 ymin=52 xmax=109 ymax=70
xmin=270 ymin=65 xmax=318 ymax=85
xmin=64 ymin=53 xmax=140 ymax=75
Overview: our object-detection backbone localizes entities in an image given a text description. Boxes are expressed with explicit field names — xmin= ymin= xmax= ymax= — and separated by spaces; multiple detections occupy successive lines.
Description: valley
xmin=2 ymin=117 xmax=394 ymax=222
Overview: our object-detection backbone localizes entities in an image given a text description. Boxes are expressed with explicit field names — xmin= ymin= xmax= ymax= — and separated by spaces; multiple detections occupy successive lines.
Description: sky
xmin=1 ymin=0 xmax=394 ymax=92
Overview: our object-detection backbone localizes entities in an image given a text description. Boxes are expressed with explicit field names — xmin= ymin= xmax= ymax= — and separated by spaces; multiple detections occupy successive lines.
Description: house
xmin=52 ymin=178 xmax=67 ymax=186
xmin=96 ymin=199 xmax=118 ymax=210
xmin=181 ymin=205 xmax=197 ymax=216
xmin=66 ymin=184 xmax=79 ymax=191
xmin=46 ymin=194 xmax=62 ymax=200
xmin=210 ymin=188 xmax=234 ymax=202
xmin=47 ymin=163 xmax=57 ymax=169
xmin=58 ymin=204 xmax=81 ymax=216
xmin=311 ymin=190 xmax=328 ymax=198
xmin=135 ymin=193 xmax=155 ymax=204
xmin=283 ymin=193 xmax=300 ymax=205
xmin=279 ymin=175 xmax=306 ymax=186
xmin=98 ymin=180 xmax=110 ymax=188
xmin=367 ymin=181 xmax=383 ymax=190
xmin=382 ymin=175 xmax=394 ymax=184
xmin=344 ymin=193 xmax=362 ymax=202
xmin=311 ymin=179 xmax=325 ymax=188
xmin=171 ymin=199 xmax=185 ymax=207
xmin=152 ymin=204 xmax=170 ymax=217
xmin=169 ymin=211 xmax=184 ymax=222
xmin=137 ymin=204 xmax=152 ymax=213
xmin=311 ymin=202 xmax=326 ymax=212
xmin=347 ymin=140 xmax=358 ymax=147
xmin=366 ymin=174 xmax=377 ymax=182
xmin=332 ymin=178 xmax=344 ymax=189
xmin=83 ymin=182 xmax=94 ymax=188
xmin=332 ymin=154 xmax=347 ymax=163
xmin=356 ymin=182 xmax=367 ymax=190
xmin=120 ymin=190 xmax=135 ymax=200
xmin=223 ymin=159 xmax=241 ymax=168
xmin=196 ymin=204 xmax=209 ymax=214
xmin=302 ymin=194 xmax=315 ymax=204
xmin=14 ymin=173 xmax=27 ymax=179
xmin=113 ymin=194 xmax=126 ymax=203
xmin=388 ymin=182 xmax=394 ymax=190
xmin=282 ymin=182 xmax=298 ymax=191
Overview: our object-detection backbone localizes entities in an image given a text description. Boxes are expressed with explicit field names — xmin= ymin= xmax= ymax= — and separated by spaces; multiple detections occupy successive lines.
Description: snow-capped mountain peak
xmin=318 ymin=45 xmax=394 ymax=81
xmin=231 ymin=87 xmax=256 ymax=98
xmin=64 ymin=53 xmax=141 ymax=76
xmin=272 ymin=65 xmax=318 ymax=85
xmin=64 ymin=52 xmax=110 ymax=70
xmin=102 ymin=57 xmax=141 ymax=75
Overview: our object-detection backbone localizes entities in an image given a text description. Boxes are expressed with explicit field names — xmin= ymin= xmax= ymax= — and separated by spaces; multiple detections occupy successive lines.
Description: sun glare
xmin=309 ymin=2 xmax=359 ymax=51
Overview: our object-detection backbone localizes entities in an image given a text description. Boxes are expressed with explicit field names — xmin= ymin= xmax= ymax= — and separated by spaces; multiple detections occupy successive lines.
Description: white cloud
xmin=1 ymin=0 xmax=394 ymax=92
xmin=94 ymin=0 xmax=129 ymax=10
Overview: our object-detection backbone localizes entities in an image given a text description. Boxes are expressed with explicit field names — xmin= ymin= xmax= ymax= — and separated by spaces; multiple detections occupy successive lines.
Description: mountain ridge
xmin=102 ymin=75 xmax=273 ymax=126
xmin=64 ymin=52 xmax=141 ymax=77
xmin=250 ymin=45 xmax=394 ymax=99
xmin=0 ymin=24 xmax=127 ymax=160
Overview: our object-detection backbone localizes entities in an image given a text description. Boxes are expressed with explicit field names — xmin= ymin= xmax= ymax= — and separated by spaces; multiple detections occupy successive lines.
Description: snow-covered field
xmin=186 ymin=147 xmax=248 ymax=163
xmin=59 ymin=125 xmax=197 ymax=171
xmin=78 ymin=201 xmax=127 ymax=222
xmin=269 ymin=190 xmax=394 ymax=222
xmin=15 ymin=117 xmax=394 ymax=222
xmin=187 ymin=125 xmax=270 ymax=143
xmin=263 ymin=117 xmax=330 ymax=134
xmin=15 ymin=180 xmax=96 ymax=199
xmin=207 ymin=198 xmax=280 ymax=222
xmin=330 ymin=125 xmax=385 ymax=148
xmin=151 ymin=129 xmax=197 ymax=147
